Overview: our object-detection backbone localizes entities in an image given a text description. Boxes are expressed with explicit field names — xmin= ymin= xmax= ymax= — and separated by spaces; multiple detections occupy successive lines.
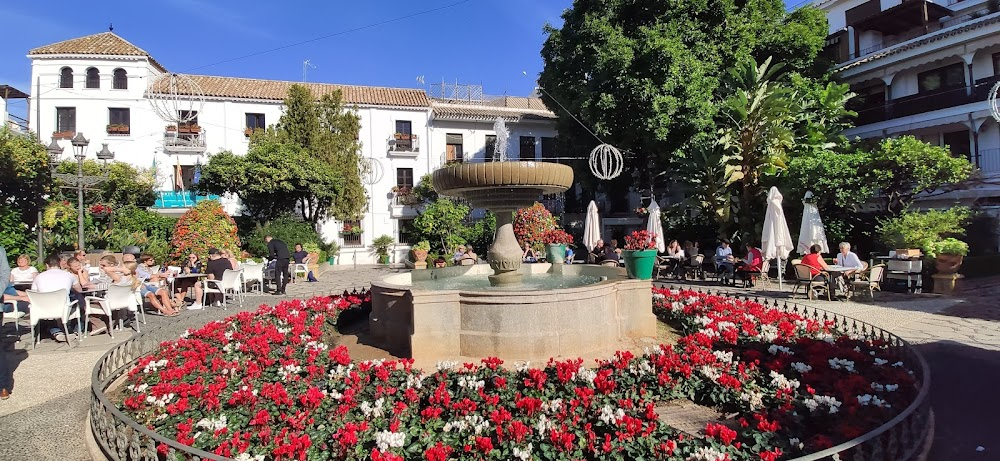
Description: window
xmin=398 ymin=219 xmax=418 ymax=245
xmin=86 ymin=67 xmax=100 ymax=89
xmin=394 ymin=120 xmax=414 ymax=150
xmin=519 ymin=136 xmax=536 ymax=159
xmin=113 ymin=68 xmax=127 ymax=89
xmin=178 ymin=110 xmax=199 ymax=135
xmin=485 ymin=135 xmax=497 ymax=161
xmin=446 ymin=133 xmax=464 ymax=163
xmin=56 ymin=107 xmax=76 ymax=133
xmin=395 ymin=120 xmax=412 ymax=136
xmin=342 ymin=220 xmax=363 ymax=247
xmin=943 ymin=130 xmax=971 ymax=159
xmin=540 ymin=137 xmax=556 ymax=159
xmin=108 ymin=108 xmax=130 ymax=133
xmin=396 ymin=167 xmax=414 ymax=188
xmin=917 ymin=63 xmax=965 ymax=93
xmin=59 ymin=67 xmax=73 ymax=88
xmin=178 ymin=110 xmax=199 ymax=126
xmin=246 ymin=113 xmax=265 ymax=130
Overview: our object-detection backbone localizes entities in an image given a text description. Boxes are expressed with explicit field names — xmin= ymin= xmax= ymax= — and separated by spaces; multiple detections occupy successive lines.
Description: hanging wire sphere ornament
xmin=589 ymin=143 xmax=624 ymax=180
xmin=148 ymin=73 xmax=205 ymax=124
xmin=990 ymin=81 xmax=1000 ymax=123
xmin=360 ymin=157 xmax=384 ymax=185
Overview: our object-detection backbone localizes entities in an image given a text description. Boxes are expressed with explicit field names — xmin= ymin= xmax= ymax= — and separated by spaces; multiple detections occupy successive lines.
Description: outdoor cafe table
xmin=169 ymin=273 xmax=207 ymax=301
xmin=824 ymin=265 xmax=856 ymax=298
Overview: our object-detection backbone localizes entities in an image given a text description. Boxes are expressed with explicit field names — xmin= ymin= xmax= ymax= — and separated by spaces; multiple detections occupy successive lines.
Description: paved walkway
xmin=1 ymin=268 xmax=997 ymax=460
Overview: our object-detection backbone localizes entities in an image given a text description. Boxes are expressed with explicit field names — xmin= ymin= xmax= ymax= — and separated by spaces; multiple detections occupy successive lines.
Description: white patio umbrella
xmin=584 ymin=200 xmax=601 ymax=252
xmin=646 ymin=200 xmax=666 ymax=253
xmin=797 ymin=191 xmax=829 ymax=255
xmin=761 ymin=186 xmax=794 ymax=289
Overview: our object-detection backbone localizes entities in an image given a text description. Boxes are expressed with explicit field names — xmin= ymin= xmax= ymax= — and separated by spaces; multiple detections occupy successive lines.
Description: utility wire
xmin=180 ymin=0 xmax=473 ymax=73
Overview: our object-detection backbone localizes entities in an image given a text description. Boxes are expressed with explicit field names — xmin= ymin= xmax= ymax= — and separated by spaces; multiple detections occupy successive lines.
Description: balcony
xmin=852 ymin=78 xmax=999 ymax=126
xmin=152 ymin=191 xmax=220 ymax=209
xmin=163 ymin=125 xmax=207 ymax=154
xmin=390 ymin=193 xmax=420 ymax=218
xmin=388 ymin=133 xmax=419 ymax=156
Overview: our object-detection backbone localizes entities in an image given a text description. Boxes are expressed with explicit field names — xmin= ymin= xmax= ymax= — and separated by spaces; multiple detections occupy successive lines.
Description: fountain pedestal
xmin=488 ymin=212 xmax=523 ymax=286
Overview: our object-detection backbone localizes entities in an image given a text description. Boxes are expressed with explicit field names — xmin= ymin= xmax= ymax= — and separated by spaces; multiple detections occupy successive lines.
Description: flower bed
xmin=117 ymin=288 xmax=919 ymax=460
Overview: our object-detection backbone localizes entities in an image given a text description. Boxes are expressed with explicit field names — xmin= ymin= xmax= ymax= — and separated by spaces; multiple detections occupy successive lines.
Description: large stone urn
xmin=433 ymin=162 xmax=573 ymax=286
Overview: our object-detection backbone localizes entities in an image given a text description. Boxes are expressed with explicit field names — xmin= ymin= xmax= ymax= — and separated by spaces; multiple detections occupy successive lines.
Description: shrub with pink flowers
xmin=513 ymin=202 xmax=558 ymax=251
xmin=169 ymin=200 xmax=241 ymax=265
xmin=118 ymin=288 xmax=919 ymax=460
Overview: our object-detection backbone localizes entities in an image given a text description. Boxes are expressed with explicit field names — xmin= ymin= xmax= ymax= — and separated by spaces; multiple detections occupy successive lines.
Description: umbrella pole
xmin=777 ymin=258 xmax=783 ymax=290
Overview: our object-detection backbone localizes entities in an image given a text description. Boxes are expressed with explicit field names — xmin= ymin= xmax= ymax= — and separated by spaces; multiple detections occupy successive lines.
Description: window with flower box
xmin=107 ymin=108 xmax=130 ymax=135
xmin=342 ymin=220 xmax=363 ymax=247
xmin=55 ymin=107 xmax=76 ymax=135
xmin=245 ymin=113 xmax=265 ymax=136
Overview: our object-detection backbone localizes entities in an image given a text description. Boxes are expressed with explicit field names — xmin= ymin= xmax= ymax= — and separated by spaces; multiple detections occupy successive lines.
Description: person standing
xmin=265 ymin=236 xmax=290 ymax=295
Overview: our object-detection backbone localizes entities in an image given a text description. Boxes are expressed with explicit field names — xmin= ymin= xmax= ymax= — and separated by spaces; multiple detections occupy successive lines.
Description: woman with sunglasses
xmin=171 ymin=253 xmax=204 ymax=309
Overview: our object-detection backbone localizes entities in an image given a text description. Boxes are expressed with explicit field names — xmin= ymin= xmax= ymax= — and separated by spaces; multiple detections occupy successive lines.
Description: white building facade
xmin=25 ymin=32 xmax=558 ymax=264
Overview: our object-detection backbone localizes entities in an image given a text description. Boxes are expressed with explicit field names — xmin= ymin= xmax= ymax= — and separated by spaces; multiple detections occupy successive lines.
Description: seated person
xmin=452 ymin=245 xmax=467 ymax=265
xmin=172 ymin=253 xmax=204 ymax=309
xmin=221 ymin=249 xmax=240 ymax=270
xmin=801 ymin=244 xmax=832 ymax=282
xmin=664 ymin=240 xmax=686 ymax=277
xmin=714 ymin=239 xmax=736 ymax=283
xmin=10 ymin=254 xmax=39 ymax=290
xmin=73 ymin=250 xmax=91 ymax=273
xmin=835 ymin=242 xmax=864 ymax=277
xmin=598 ymin=240 xmax=620 ymax=264
xmin=736 ymin=243 xmax=763 ymax=286
xmin=136 ymin=254 xmax=179 ymax=316
xmin=32 ymin=254 xmax=86 ymax=342
xmin=204 ymin=248 xmax=232 ymax=307
xmin=522 ymin=243 xmax=538 ymax=263
xmin=565 ymin=247 xmax=575 ymax=264
xmin=458 ymin=246 xmax=478 ymax=265
xmin=433 ymin=257 xmax=447 ymax=268
xmin=291 ymin=244 xmax=309 ymax=264
xmin=588 ymin=240 xmax=607 ymax=264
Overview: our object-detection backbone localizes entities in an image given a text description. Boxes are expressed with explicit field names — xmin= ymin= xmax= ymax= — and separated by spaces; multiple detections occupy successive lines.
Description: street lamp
xmin=50 ymin=133 xmax=114 ymax=251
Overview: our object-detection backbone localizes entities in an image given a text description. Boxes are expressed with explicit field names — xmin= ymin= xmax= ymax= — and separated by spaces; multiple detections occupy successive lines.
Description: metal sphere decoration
xmin=990 ymin=81 xmax=1000 ymax=123
xmin=360 ymin=157 xmax=384 ymax=185
xmin=588 ymin=143 xmax=624 ymax=180
xmin=148 ymin=73 xmax=205 ymax=124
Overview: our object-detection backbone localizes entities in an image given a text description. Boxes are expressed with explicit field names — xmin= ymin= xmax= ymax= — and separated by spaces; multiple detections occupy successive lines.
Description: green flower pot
xmin=545 ymin=244 xmax=567 ymax=264
xmin=622 ymin=249 xmax=657 ymax=280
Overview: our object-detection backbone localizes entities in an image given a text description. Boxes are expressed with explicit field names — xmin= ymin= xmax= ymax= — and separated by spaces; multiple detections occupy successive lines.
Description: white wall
xmin=428 ymin=118 xmax=557 ymax=163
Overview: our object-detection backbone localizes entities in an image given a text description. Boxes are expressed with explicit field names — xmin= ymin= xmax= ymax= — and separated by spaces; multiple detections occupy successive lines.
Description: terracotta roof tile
xmin=29 ymin=32 xmax=166 ymax=71
xmin=149 ymin=74 xmax=429 ymax=108
xmin=431 ymin=98 xmax=555 ymax=122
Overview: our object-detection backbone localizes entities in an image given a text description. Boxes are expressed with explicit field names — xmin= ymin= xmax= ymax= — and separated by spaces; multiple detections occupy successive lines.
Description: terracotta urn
xmin=412 ymin=249 xmax=429 ymax=263
xmin=934 ymin=254 xmax=964 ymax=275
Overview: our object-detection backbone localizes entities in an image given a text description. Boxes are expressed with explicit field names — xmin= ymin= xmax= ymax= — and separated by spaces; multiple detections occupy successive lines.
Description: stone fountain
xmin=368 ymin=118 xmax=656 ymax=365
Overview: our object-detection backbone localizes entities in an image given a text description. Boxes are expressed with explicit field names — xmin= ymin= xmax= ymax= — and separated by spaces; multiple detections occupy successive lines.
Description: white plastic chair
xmin=85 ymin=284 xmax=140 ymax=338
xmin=202 ymin=269 xmax=244 ymax=309
xmin=2 ymin=300 xmax=28 ymax=336
xmin=26 ymin=289 xmax=79 ymax=349
xmin=241 ymin=263 xmax=265 ymax=294
xmin=293 ymin=256 xmax=311 ymax=283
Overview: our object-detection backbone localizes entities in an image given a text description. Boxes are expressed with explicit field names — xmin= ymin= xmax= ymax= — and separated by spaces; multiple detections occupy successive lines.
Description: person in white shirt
xmin=715 ymin=240 xmax=735 ymax=284
xmin=10 ymin=254 xmax=38 ymax=286
xmin=32 ymin=254 xmax=86 ymax=342
xmin=665 ymin=240 xmax=685 ymax=278
xmin=835 ymin=242 xmax=864 ymax=276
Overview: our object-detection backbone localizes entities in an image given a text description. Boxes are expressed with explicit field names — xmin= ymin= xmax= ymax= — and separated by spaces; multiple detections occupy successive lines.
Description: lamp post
xmin=49 ymin=133 xmax=114 ymax=251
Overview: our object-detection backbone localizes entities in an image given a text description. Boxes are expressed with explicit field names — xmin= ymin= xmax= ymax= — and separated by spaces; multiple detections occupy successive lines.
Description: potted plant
xmin=244 ymin=127 xmax=254 ymax=137
xmin=89 ymin=203 xmax=113 ymax=218
xmin=927 ymin=238 xmax=968 ymax=275
xmin=411 ymin=240 xmax=431 ymax=264
xmin=372 ymin=235 xmax=395 ymax=265
xmin=327 ymin=241 xmax=340 ymax=265
xmin=52 ymin=130 xmax=74 ymax=140
xmin=622 ymin=230 xmax=658 ymax=280
xmin=542 ymin=229 xmax=573 ymax=264
xmin=634 ymin=207 xmax=649 ymax=217
xmin=342 ymin=223 xmax=362 ymax=236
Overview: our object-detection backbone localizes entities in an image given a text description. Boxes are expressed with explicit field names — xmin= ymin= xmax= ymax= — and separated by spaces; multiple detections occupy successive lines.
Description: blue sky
xmin=1 ymin=0 xmax=801 ymax=119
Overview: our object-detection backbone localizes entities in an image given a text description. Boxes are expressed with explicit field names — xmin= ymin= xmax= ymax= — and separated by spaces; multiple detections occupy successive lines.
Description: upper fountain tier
xmin=432 ymin=162 xmax=574 ymax=211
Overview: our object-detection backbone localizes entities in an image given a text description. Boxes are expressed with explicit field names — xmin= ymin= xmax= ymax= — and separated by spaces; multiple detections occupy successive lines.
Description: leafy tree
xmin=871 ymin=136 xmax=973 ymax=213
xmin=114 ymin=205 xmax=177 ymax=242
xmin=461 ymin=211 xmax=497 ymax=255
xmin=244 ymin=214 xmax=323 ymax=258
xmin=538 ymin=0 xmax=828 ymax=186
xmin=790 ymin=75 xmax=857 ymax=153
xmin=878 ymin=207 xmax=972 ymax=251
xmin=54 ymin=159 xmax=156 ymax=208
xmin=513 ymin=202 xmax=558 ymax=251
xmin=169 ymin=200 xmax=241 ymax=264
xmin=676 ymin=145 xmax=737 ymax=239
xmin=412 ymin=198 xmax=470 ymax=253
xmin=0 ymin=127 xmax=51 ymax=228
xmin=0 ymin=205 xmax=35 ymax=262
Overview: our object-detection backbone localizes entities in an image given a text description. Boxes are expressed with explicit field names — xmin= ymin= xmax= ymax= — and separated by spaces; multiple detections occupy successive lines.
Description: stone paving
xmin=0 ymin=266 xmax=997 ymax=460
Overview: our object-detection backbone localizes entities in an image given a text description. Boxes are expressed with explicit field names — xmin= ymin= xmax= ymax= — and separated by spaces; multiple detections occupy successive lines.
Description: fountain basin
xmin=369 ymin=264 xmax=657 ymax=365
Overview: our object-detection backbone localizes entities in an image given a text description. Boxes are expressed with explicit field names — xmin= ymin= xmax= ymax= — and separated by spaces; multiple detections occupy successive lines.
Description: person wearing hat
xmin=204 ymin=248 xmax=231 ymax=307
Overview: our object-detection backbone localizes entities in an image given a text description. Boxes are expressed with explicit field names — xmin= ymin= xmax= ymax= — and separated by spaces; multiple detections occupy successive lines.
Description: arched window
xmin=86 ymin=67 xmax=100 ymax=89
xmin=59 ymin=67 xmax=73 ymax=88
xmin=112 ymin=68 xmax=127 ymax=89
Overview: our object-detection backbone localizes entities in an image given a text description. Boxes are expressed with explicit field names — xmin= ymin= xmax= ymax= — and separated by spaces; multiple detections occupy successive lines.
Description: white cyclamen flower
xmin=790 ymin=362 xmax=812 ymax=374
xmin=803 ymin=395 xmax=842 ymax=414
xmin=512 ymin=444 xmax=533 ymax=461
xmin=769 ymin=370 xmax=800 ymax=390
xmin=686 ymin=446 xmax=728 ymax=461
xmin=374 ymin=430 xmax=405 ymax=451
xmin=768 ymin=345 xmax=793 ymax=355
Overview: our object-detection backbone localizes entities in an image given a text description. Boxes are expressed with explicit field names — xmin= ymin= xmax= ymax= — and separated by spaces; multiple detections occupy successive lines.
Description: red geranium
xmin=624 ymin=230 xmax=657 ymax=250
xmin=541 ymin=229 xmax=573 ymax=245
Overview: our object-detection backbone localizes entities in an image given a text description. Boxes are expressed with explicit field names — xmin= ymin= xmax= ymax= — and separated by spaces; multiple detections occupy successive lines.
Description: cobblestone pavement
xmin=1 ymin=267 xmax=996 ymax=460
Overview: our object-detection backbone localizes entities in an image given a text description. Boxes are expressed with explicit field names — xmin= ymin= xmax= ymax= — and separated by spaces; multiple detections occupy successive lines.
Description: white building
xmin=24 ymin=32 xmax=558 ymax=264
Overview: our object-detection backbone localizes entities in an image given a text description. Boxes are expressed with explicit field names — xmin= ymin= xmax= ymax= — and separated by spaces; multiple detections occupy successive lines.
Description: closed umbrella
xmin=761 ymin=186 xmax=794 ymax=289
xmin=584 ymin=200 xmax=601 ymax=252
xmin=646 ymin=200 xmax=665 ymax=253
xmin=797 ymin=191 xmax=829 ymax=255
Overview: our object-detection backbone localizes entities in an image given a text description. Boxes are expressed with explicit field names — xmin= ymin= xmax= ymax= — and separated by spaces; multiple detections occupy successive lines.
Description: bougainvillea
xmin=513 ymin=202 xmax=558 ymax=251
xmin=118 ymin=289 xmax=918 ymax=460
xmin=169 ymin=200 xmax=241 ymax=264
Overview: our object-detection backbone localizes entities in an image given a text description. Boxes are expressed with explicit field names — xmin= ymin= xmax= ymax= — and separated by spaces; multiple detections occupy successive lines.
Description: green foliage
xmin=870 ymin=136 xmax=973 ymax=213
xmin=412 ymin=174 xmax=438 ymax=203
xmin=514 ymin=203 xmax=558 ymax=252
xmin=114 ymin=205 xmax=177 ymax=241
xmin=784 ymin=149 xmax=876 ymax=211
xmin=412 ymin=198 xmax=470 ymax=253
xmin=460 ymin=211 xmax=497 ymax=255
xmin=0 ymin=204 xmax=35 ymax=261
xmin=539 ymin=0 xmax=828 ymax=181
xmin=926 ymin=238 xmax=969 ymax=258
xmin=412 ymin=240 xmax=431 ymax=252
xmin=372 ymin=235 xmax=395 ymax=257
xmin=169 ymin=200 xmax=241 ymax=264
xmin=0 ymin=128 xmax=51 ymax=229
xmin=878 ymin=207 xmax=971 ymax=251
xmin=790 ymin=75 xmax=856 ymax=152
xmin=54 ymin=159 xmax=156 ymax=208
xmin=244 ymin=214 xmax=323 ymax=258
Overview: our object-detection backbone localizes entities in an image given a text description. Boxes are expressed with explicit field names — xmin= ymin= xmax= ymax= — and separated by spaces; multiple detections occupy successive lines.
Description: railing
xmin=89 ymin=286 xmax=931 ymax=461
xmin=388 ymin=133 xmax=419 ymax=153
xmin=853 ymin=77 xmax=998 ymax=126
xmin=152 ymin=191 xmax=220 ymax=209
xmin=342 ymin=232 xmax=363 ymax=247
xmin=845 ymin=10 xmax=999 ymax=61
xmin=164 ymin=125 xmax=207 ymax=153
xmin=392 ymin=193 xmax=420 ymax=206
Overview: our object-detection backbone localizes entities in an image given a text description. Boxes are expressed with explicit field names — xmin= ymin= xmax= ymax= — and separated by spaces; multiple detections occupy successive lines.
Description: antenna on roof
xmin=416 ymin=75 xmax=425 ymax=85
xmin=109 ymin=23 xmax=114 ymax=32
xmin=302 ymin=59 xmax=316 ymax=82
